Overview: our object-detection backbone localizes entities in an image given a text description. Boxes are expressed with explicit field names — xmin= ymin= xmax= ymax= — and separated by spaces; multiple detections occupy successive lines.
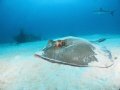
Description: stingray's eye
xmin=58 ymin=44 xmax=62 ymax=47
xmin=62 ymin=42 xmax=65 ymax=46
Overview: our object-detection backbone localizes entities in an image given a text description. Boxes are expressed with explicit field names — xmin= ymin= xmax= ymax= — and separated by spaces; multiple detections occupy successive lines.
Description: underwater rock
xmin=35 ymin=36 xmax=114 ymax=67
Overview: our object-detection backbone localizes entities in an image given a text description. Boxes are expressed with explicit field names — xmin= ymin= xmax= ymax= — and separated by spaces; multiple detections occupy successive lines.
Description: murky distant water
xmin=0 ymin=0 xmax=120 ymax=43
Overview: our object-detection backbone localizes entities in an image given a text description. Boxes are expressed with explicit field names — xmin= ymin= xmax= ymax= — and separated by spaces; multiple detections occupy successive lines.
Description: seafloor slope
xmin=0 ymin=34 xmax=120 ymax=90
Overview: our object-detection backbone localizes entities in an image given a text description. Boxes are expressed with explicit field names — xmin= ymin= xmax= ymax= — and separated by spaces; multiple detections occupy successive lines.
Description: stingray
xmin=35 ymin=37 xmax=114 ymax=67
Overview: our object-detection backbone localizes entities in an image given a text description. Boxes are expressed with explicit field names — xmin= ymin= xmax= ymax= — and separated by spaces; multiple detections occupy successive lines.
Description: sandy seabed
xmin=0 ymin=34 xmax=120 ymax=90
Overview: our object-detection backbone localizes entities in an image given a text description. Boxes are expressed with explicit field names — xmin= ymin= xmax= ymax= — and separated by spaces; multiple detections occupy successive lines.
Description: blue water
xmin=0 ymin=0 xmax=120 ymax=43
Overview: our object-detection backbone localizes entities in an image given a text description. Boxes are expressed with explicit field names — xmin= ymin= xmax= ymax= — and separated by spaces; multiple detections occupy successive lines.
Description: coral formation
xmin=14 ymin=28 xmax=41 ymax=44
xmin=14 ymin=28 xmax=26 ymax=43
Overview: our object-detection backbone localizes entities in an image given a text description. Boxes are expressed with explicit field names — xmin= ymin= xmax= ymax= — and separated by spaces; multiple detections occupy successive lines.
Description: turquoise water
xmin=0 ymin=0 xmax=120 ymax=43
xmin=0 ymin=1 xmax=120 ymax=89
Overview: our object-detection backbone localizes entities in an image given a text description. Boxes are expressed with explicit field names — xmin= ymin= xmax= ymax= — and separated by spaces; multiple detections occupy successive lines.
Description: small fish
xmin=94 ymin=8 xmax=115 ymax=16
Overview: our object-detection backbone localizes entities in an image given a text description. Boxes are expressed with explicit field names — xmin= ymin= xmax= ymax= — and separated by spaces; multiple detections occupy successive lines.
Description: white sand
xmin=0 ymin=34 xmax=120 ymax=90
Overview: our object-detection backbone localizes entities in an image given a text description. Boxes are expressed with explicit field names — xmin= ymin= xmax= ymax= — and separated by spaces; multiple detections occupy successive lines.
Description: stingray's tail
xmin=111 ymin=10 xmax=115 ymax=16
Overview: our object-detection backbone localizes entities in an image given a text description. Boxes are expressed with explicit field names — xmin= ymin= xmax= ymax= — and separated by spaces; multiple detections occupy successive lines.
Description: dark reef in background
xmin=14 ymin=28 xmax=42 ymax=44
xmin=14 ymin=28 xmax=26 ymax=43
